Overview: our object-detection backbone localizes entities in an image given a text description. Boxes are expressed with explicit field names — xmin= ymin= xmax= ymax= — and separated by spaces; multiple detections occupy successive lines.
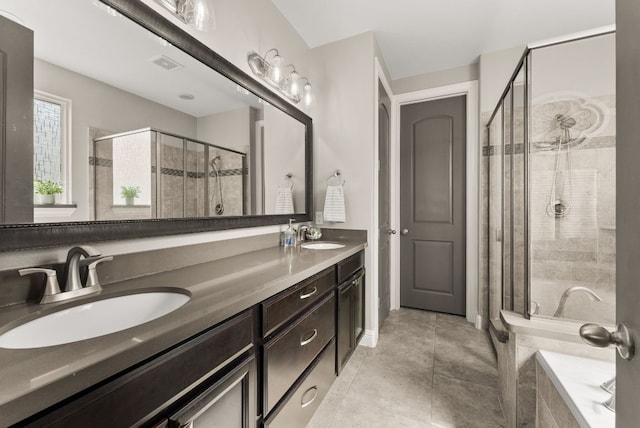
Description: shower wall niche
xmin=94 ymin=128 xmax=246 ymax=221
xmin=487 ymin=31 xmax=616 ymax=325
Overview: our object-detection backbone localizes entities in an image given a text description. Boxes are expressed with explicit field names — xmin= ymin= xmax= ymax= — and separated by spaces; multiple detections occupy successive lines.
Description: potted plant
xmin=34 ymin=180 xmax=63 ymax=205
xmin=120 ymin=185 xmax=141 ymax=206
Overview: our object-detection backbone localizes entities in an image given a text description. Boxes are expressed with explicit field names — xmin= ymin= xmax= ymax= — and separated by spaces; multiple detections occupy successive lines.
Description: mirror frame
xmin=0 ymin=0 xmax=313 ymax=252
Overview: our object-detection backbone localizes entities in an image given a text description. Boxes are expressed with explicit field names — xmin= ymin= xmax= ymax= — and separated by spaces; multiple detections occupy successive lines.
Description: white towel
xmin=275 ymin=186 xmax=294 ymax=214
xmin=323 ymin=184 xmax=346 ymax=222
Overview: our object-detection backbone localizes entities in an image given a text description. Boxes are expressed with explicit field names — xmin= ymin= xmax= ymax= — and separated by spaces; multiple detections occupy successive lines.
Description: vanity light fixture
xmin=247 ymin=49 xmax=313 ymax=108
xmin=153 ymin=0 xmax=214 ymax=32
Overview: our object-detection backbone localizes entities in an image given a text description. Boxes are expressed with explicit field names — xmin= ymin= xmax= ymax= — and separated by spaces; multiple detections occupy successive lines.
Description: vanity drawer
xmin=264 ymin=340 xmax=336 ymax=428
xmin=261 ymin=266 xmax=335 ymax=337
xmin=337 ymin=250 xmax=364 ymax=284
xmin=263 ymin=293 xmax=335 ymax=414
xmin=23 ymin=309 xmax=256 ymax=428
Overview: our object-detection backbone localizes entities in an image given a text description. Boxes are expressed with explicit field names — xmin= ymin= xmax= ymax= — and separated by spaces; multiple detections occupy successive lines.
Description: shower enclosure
xmin=487 ymin=30 xmax=616 ymax=326
xmin=93 ymin=128 xmax=246 ymax=221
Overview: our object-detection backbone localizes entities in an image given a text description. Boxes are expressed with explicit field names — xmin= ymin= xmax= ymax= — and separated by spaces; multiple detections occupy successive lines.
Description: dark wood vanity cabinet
xmin=15 ymin=252 xmax=365 ymax=428
xmin=260 ymin=265 xmax=338 ymax=427
xmin=337 ymin=251 xmax=365 ymax=374
xmin=20 ymin=309 xmax=257 ymax=428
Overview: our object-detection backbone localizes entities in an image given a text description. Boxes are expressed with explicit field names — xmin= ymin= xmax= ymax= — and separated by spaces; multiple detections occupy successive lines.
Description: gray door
xmin=616 ymin=1 xmax=640 ymax=424
xmin=400 ymin=95 xmax=466 ymax=315
xmin=378 ymin=82 xmax=391 ymax=327
xmin=0 ymin=16 xmax=34 ymax=224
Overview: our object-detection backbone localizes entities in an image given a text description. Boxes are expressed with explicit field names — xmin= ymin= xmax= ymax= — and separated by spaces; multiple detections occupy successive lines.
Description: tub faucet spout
xmin=553 ymin=286 xmax=603 ymax=318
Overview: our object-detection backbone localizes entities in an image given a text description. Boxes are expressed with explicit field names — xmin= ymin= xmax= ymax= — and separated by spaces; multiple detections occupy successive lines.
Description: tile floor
xmin=306 ymin=308 xmax=505 ymax=427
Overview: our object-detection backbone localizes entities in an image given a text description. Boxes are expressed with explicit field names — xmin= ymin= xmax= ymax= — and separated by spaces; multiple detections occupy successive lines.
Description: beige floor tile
xmin=435 ymin=313 xmax=493 ymax=350
xmin=431 ymin=374 xmax=505 ymax=428
xmin=307 ymin=309 xmax=504 ymax=428
xmin=433 ymin=340 xmax=498 ymax=388
xmin=328 ymin=394 xmax=430 ymax=428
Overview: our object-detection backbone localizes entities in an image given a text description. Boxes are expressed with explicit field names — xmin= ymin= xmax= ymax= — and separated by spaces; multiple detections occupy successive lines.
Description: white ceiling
xmin=271 ymin=0 xmax=616 ymax=80
xmin=1 ymin=0 xmax=261 ymax=118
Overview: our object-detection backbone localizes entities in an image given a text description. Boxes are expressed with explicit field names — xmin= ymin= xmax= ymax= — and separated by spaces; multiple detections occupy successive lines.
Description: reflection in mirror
xmin=1 ymin=0 xmax=307 ymax=225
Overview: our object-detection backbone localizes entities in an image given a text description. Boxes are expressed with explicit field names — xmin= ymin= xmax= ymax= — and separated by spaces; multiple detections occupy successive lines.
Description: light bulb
xmin=271 ymin=54 xmax=284 ymax=84
xmin=289 ymin=71 xmax=300 ymax=97
xmin=191 ymin=0 xmax=210 ymax=32
xmin=303 ymin=83 xmax=312 ymax=107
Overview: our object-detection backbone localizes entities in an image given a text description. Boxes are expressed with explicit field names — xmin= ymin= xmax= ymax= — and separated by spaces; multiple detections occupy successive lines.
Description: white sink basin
xmin=301 ymin=242 xmax=346 ymax=250
xmin=0 ymin=290 xmax=190 ymax=349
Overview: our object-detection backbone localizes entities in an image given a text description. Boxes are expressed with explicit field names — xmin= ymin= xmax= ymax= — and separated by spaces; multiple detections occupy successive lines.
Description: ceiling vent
xmin=151 ymin=55 xmax=183 ymax=71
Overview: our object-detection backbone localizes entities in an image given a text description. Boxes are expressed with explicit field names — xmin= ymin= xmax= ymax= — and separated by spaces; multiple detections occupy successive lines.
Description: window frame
xmin=33 ymin=90 xmax=73 ymax=205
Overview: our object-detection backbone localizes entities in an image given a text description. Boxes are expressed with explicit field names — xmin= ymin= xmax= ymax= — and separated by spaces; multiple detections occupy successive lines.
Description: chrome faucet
xmin=63 ymin=246 xmax=102 ymax=291
xmin=297 ymin=224 xmax=310 ymax=242
xmin=553 ymin=286 xmax=603 ymax=318
xmin=19 ymin=246 xmax=112 ymax=304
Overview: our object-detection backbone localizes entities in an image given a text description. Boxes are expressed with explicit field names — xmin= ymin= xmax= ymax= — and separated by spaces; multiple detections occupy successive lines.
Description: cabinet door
xmin=352 ymin=270 xmax=365 ymax=344
xmin=337 ymin=281 xmax=353 ymax=373
xmin=168 ymin=355 xmax=257 ymax=428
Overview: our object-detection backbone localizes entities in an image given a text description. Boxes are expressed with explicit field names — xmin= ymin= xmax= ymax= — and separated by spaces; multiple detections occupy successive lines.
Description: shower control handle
xmin=401 ymin=229 xmax=409 ymax=235
xmin=579 ymin=322 xmax=635 ymax=361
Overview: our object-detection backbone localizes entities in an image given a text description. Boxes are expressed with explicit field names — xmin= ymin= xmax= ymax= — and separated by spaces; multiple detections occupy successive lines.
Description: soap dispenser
xmin=283 ymin=219 xmax=297 ymax=247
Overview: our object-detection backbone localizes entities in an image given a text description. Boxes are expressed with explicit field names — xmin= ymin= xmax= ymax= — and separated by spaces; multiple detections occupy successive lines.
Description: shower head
xmin=555 ymin=114 xmax=577 ymax=130
xmin=210 ymin=156 xmax=221 ymax=172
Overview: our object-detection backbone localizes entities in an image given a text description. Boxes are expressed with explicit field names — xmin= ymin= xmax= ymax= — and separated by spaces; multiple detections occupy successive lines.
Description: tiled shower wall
xmin=93 ymin=130 xmax=246 ymax=221
xmin=483 ymin=95 xmax=616 ymax=325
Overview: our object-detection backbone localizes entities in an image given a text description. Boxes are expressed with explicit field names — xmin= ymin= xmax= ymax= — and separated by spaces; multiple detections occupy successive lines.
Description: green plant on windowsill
xmin=34 ymin=179 xmax=63 ymax=205
xmin=120 ymin=185 xmax=141 ymax=206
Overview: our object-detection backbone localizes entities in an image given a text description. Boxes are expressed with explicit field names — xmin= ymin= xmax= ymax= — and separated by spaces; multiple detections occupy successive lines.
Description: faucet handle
xmin=19 ymin=268 xmax=62 ymax=299
xmin=86 ymin=256 xmax=113 ymax=288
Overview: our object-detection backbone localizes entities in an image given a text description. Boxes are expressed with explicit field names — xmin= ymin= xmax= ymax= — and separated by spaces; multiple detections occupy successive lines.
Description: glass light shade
xmin=176 ymin=0 xmax=211 ymax=32
xmin=271 ymin=54 xmax=284 ymax=84
xmin=303 ymin=83 xmax=312 ymax=107
xmin=289 ymin=71 xmax=300 ymax=97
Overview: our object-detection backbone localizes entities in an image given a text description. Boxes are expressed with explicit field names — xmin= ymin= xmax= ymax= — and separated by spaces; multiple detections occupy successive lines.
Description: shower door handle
xmin=579 ymin=322 xmax=635 ymax=361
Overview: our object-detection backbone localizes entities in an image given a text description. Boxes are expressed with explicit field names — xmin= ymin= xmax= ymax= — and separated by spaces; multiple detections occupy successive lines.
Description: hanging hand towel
xmin=323 ymin=184 xmax=346 ymax=222
xmin=275 ymin=186 xmax=294 ymax=214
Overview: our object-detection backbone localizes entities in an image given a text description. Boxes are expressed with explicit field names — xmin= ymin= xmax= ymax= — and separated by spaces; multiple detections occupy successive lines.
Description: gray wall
xmin=392 ymin=63 xmax=479 ymax=94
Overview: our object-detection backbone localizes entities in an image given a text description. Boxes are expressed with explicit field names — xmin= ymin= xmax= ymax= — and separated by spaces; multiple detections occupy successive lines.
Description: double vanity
xmin=0 ymin=233 xmax=366 ymax=427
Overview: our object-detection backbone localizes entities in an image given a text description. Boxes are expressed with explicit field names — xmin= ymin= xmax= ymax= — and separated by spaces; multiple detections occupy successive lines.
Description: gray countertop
xmin=0 ymin=238 xmax=366 ymax=425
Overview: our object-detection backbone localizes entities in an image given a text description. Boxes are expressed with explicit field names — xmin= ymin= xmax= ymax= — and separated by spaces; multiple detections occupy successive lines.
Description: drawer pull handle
xmin=300 ymin=287 xmax=318 ymax=300
xmin=300 ymin=329 xmax=318 ymax=346
xmin=301 ymin=386 xmax=318 ymax=408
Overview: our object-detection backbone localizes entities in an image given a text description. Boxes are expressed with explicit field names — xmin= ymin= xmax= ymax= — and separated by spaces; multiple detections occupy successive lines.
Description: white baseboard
xmin=359 ymin=329 xmax=378 ymax=348
xmin=475 ymin=314 xmax=486 ymax=330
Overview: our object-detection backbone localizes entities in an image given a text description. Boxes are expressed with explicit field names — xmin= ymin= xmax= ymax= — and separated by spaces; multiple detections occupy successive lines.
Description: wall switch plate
xmin=315 ymin=211 xmax=323 ymax=225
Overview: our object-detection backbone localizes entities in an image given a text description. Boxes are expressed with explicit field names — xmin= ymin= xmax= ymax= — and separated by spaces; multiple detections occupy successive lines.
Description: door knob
xmin=579 ymin=322 xmax=635 ymax=361
xmin=401 ymin=229 xmax=409 ymax=235
xmin=388 ymin=229 xmax=397 ymax=235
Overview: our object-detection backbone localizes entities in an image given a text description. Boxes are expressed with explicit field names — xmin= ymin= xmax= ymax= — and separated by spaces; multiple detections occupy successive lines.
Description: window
xmin=33 ymin=91 xmax=72 ymax=204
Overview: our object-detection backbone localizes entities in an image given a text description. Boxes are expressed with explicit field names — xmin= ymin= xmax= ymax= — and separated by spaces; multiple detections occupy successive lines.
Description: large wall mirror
xmin=0 ymin=0 xmax=312 ymax=251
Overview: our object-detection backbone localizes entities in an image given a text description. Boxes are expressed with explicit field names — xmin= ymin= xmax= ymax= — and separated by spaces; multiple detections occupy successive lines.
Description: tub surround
xmin=490 ymin=311 xmax=614 ymax=427
xmin=536 ymin=350 xmax=614 ymax=428
xmin=0 ymin=231 xmax=366 ymax=426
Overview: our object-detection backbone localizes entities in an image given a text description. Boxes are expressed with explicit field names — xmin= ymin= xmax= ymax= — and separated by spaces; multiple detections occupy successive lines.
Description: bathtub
xmin=490 ymin=310 xmax=616 ymax=427
xmin=536 ymin=350 xmax=614 ymax=427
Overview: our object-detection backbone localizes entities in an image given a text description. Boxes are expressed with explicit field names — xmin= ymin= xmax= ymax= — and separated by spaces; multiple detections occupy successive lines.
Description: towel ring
xmin=327 ymin=170 xmax=345 ymax=186
xmin=280 ymin=173 xmax=294 ymax=190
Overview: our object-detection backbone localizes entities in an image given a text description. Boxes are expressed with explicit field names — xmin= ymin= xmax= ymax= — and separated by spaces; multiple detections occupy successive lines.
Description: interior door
xmin=378 ymin=81 xmax=392 ymax=327
xmin=616 ymin=1 xmax=640 ymax=424
xmin=399 ymin=95 xmax=466 ymax=315
xmin=0 ymin=16 xmax=34 ymax=224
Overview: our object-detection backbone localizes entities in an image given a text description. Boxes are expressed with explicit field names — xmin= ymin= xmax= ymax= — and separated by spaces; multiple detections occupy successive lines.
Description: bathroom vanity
xmin=0 ymin=239 xmax=366 ymax=427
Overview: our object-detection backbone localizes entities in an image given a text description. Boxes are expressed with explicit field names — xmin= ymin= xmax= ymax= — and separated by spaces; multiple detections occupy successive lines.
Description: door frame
xmin=365 ymin=57 xmax=394 ymax=347
xmin=391 ymin=81 xmax=479 ymax=325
